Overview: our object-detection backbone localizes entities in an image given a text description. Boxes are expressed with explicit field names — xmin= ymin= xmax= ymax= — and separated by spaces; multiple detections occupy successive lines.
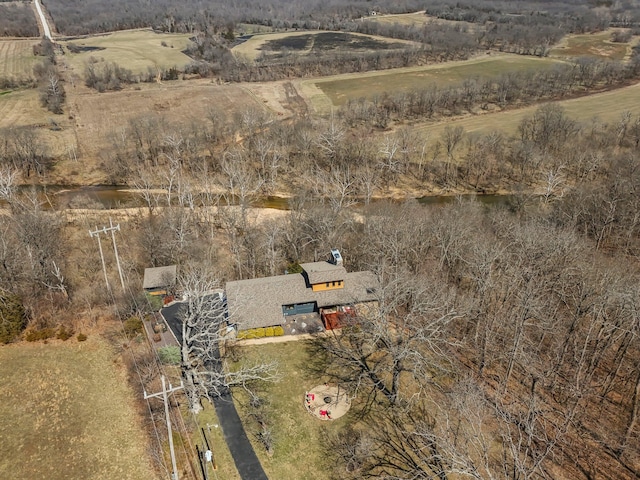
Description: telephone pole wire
xmin=144 ymin=375 xmax=185 ymax=480
xmin=89 ymin=225 xmax=110 ymax=292
xmin=88 ymin=221 xmax=125 ymax=292
xmin=109 ymin=218 xmax=126 ymax=291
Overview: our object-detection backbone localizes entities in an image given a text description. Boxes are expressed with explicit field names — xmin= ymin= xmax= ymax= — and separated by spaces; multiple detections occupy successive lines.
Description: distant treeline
xmin=0 ymin=3 xmax=39 ymax=37
xmin=423 ymin=0 xmax=637 ymax=32
xmin=42 ymin=0 xmax=637 ymax=37
xmin=44 ymin=0 xmax=424 ymax=36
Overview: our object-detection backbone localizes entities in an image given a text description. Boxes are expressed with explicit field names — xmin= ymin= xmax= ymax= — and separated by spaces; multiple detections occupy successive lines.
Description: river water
xmin=6 ymin=185 xmax=515 ymax=210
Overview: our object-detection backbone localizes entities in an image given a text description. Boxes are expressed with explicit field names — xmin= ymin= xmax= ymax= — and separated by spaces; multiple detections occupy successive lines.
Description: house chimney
xmin=330 ymin=248 xmax=343 ymax=266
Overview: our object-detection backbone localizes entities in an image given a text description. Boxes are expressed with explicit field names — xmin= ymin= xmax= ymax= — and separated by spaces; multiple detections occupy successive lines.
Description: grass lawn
xmin=550 ymin=30 xmax=629 ymax=61
xmin=301 ymin=54 xmax=563 ymax=111
xmin=62 ymin=29 xmax=194 ymax=75
xmin=0 ymin=87 xmax=76 ymax=158
xmin=229 ymin=340 xmax=343 ymax=479
xmin=0 ymin=337 xmax=158 ymax=480
xmin=190 ymin=401 xmax=241 ymax=480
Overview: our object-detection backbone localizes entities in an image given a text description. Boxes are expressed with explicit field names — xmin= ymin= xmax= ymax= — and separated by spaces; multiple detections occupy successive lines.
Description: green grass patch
xmin=550 ymin=31 xmax=628 ymax=61
xmin=0 ymin=338 xmax=157 ymax=480
xmin=62 ymin=29 xmax=194 ymax=75
xmin=190 ymin=401 xmax=241 ymax=480
xmin=309 ymin=54 xmax=563 ymax=108
xmin=230 ymin=341 xmax=342 ymax=479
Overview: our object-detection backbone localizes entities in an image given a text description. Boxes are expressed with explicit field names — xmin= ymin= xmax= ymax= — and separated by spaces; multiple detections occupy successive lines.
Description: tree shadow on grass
xmin=301 ymin=335 xmax=383 ymax=422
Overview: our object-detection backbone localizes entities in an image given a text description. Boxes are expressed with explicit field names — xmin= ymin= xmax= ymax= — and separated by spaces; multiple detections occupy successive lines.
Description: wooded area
xmin=2 ymin=92 xmax=640 ymax=476
xmin=0 ymin=3 xmax=39 ymax=37
xmin=2 ymin=0 xmax=640 ymax=477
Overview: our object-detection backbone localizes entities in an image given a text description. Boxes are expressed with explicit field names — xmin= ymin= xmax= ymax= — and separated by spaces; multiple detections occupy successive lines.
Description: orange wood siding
xmin=311 ymin=280 xmax=344 ymax=292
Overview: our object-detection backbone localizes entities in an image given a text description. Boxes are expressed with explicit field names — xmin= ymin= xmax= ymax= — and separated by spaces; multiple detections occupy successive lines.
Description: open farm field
xmin=550 ymin=30 xmax=631 ymax=61
xmin=61 ymin=29 xmax=194 ymax=75
xmin=0 ymin=39 xmax=39 ymax=81
xmin=0 ymin=338 xmax=157 ymax=480
xmin=365 ymin=10 xmax=479 ymax=32
xmin=230 ymin=341 xmax=339 ymax=479
xmin=296 ymin=54 xmax=564 ymax=113
xmin=412 ymin=81 xmax=640 ymax=142
xmin=232 ymin=30 xmax=417 ymax=62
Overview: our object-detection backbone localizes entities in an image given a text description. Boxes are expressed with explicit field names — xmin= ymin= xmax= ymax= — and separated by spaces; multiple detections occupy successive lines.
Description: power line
xmin=98 ymin=219 xmax=202 ymax=480
xmin=145 ymin=376 xmax=185 ymax=480
xmin=103 ymin=275 xmax=171 ymax=478
xmin=88 ymin=219 xmax=125 ymax=292
xmin=121 ymin=253 xmax=202 ymax=480
xmin=93 ymin=223 xmax=174 ymax=478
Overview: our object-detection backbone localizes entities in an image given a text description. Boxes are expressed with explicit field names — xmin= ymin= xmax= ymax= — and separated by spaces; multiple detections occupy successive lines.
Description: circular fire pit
xmin=304 ymin=384 xmax=350 ymax=421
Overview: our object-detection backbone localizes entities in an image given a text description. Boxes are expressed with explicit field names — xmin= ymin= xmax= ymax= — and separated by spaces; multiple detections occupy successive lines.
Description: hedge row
xmin=237 ymin=325 xmax=285 ymax=339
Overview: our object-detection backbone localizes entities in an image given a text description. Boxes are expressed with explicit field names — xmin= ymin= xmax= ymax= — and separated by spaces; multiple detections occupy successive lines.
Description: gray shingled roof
xmin=299 ymin=261 xmax=347 ymax=285
xmin=143 ymin=265 xmax=177 ymax=290
xmin=226 ymin=271 xmax=378 ymax=330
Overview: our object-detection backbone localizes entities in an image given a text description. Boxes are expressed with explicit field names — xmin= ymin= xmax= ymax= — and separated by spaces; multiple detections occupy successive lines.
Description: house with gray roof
xmin=226 ymin=251 xmax=378 ymax=332
xmin=143 ymin=265 xmax=177 ymax=295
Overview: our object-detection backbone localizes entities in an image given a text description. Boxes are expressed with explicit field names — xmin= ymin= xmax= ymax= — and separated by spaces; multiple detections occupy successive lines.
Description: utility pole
xmin=89 ymin=225 xmax=110 ymax=292
xmin=144 ymin=375 xmax=184 ymax=480
xmin=88 ymin=221 xmax=125 ymax=292
xmin=109 ymin=218 xmax=126 ymax=291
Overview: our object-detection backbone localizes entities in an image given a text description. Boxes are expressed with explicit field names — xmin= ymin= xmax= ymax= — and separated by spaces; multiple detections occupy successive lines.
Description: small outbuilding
xmin=143 ymin=265 xmax=177 ymax=296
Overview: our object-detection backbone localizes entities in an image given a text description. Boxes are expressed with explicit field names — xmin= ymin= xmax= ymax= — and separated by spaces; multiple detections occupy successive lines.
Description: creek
xmin=8 ymin=185 xmax=516 ymax=210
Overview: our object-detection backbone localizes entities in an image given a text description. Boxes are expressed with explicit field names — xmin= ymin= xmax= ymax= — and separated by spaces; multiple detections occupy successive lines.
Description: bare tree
xmin=314 ymin=273 xmax=461 ymax=406
xmin=177 ymin=266 xmax=279 ymax=413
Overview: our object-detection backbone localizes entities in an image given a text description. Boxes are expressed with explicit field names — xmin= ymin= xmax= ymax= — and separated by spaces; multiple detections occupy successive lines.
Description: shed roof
xmin=300 ymin=261 xmax=347 ymax=284
xmin=226 ymin=271 xmax=378 ymax=331
xmin=143 ymin=265 xmax=177 ymax=290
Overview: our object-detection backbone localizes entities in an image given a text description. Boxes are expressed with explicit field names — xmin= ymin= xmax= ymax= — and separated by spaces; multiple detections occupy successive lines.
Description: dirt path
xmin=33 ymin=0 xmax=51 ymax=40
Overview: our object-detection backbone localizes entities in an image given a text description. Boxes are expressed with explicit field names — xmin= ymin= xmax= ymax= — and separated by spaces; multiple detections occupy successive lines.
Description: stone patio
xmin=282 ymin=312 xmax=324 ymax=335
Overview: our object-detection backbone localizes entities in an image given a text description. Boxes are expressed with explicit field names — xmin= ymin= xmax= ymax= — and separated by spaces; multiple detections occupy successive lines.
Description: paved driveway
xmin=161 ymin=302 xmax=269 ymax=480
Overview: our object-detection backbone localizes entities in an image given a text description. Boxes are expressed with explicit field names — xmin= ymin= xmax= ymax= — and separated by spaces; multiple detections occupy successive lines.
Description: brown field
xmin=61 ymin=29 xmax=194 ymax=75
xmin=411 ymin=81 xmax=640 ymax=142
xmin=0 ymin=88 xmax=76 ymax=158
xmin=550 ymin=30 xmax=631 ymax=61
xmin=293 ymin=54 xmax=564 ymax=113
xmin=0 ymin=338 xmax=158 ymax=480
xmin=53 ymin=80 xmax=265 ymax=183
xmin=232 ymin=30 xmax=418 ymax=62
xmin=0 ymin=39 xmax=39 ymax=80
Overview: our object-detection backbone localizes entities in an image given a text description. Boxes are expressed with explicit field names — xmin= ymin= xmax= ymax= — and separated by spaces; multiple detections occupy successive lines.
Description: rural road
xmin=161 ymin=302 xmax=269 ymax=480
xmin=33 ymin=0 xmax=52 ymax=39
